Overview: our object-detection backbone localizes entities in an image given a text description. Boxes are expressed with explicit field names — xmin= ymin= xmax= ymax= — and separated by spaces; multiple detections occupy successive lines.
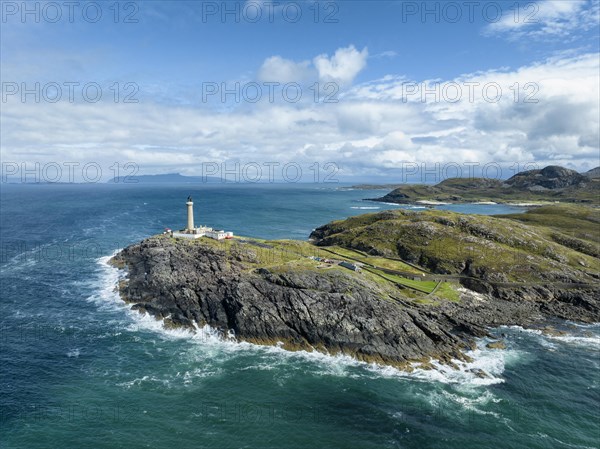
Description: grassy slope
xmin=376 ymin=178 xmax=600 ymax=204
xmin=496 ymin=205 xmax=600 ymax=250
xmin=167 ymin=232 xmax=460 ymax=303
xmin=166 ymin=205 xmax=597 ymax=307
xmin=311 ymin=205 xmax=600 ymax=284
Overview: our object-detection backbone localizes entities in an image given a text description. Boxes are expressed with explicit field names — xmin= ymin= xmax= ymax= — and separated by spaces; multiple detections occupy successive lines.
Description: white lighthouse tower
xmin=171 ymin=195 xmax=232 ymax=240
xmin=186 ymin=195 xmax=195 ymax=231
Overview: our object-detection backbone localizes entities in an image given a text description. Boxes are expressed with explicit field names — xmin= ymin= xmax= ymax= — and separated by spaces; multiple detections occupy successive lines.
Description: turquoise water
xmin=1 ymin=183 xmax=598 ymax=449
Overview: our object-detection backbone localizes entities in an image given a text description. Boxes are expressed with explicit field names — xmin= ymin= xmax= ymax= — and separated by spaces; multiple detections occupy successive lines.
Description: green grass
xmin=313 ymin=204 xmax=600 ymax=284
xmin=378 ymin=177 xmax=600 ymax=205
xmin=497 ymin=204 xmax=600 ymax=245
xmin=433 ymin=282 xmax=460 ymax=301
xmin=166 ymin=232 xmax=463 ymax=304
xmin=266 ymin=257 xmax=331 ymax=274
xmin=323 ymin=246 xmax=423 ymax=274
xmin=364 ymin=268 xmax=437 ymax=293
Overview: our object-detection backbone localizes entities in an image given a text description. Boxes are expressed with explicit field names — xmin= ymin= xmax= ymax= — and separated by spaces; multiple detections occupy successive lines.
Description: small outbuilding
xmin=339 ymin=261 xmax=361 ymax=272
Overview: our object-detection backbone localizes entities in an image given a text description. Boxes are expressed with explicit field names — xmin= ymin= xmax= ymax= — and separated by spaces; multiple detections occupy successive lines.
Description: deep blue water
xmin=1 ymin=183 xmax=598 ymax=449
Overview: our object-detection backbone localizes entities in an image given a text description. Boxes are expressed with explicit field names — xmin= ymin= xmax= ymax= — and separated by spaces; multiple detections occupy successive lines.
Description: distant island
xmin=110 ymin=190 xmax=599 ymax=373
xmin=363 ymin=165 xmax=599 ymax=205
xmin=107 ymin=173 xmax=224 ymax=183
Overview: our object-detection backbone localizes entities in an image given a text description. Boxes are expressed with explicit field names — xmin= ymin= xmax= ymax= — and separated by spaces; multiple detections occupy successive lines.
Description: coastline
xmin=108 ymin=203 xmax=600 ymax=373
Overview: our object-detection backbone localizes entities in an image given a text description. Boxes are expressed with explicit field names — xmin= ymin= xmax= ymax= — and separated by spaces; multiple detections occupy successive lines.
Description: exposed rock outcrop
xmin=111 ymin=206 xmax=599 ymax=370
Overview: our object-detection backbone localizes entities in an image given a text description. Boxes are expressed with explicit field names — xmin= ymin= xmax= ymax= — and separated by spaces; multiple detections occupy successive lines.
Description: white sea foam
xmin=565 ymin=321 xmax=600 ymax=328
xmin=529 ymin=432 xmax=598 ymax=449
xmin=66 ymin=348 xmax=81 ymax=357
xmin=93 ymin=254 xmax=519 ymax=386
xmin=437 ymin=389 xmax=502 ymax=417
xmin=0 ymin=249 xmax=42 ymax=274
xmin=117 ymin=375 xmax=174 ymax=389
xmin=87 ymin=252 xmax=129 ymax=313
xmin=350 ymin=206 xmax=381 ymax=210
xmin=550 ymin=334 xmax=600 ymax=349
xmin=387 ymin=378 xmax=508 ymax=426
xmin=503 ymin=325 xmax=600 ymax=350
xmin=457 ymin=287 xmax=487 ymax=302
xmin=378 ymin=343 xmax=515 ymax=386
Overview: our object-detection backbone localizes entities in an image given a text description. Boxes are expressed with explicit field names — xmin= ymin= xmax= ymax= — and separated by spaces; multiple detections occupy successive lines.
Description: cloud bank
xmin=2 ymin=48 xmax=599 ymax=181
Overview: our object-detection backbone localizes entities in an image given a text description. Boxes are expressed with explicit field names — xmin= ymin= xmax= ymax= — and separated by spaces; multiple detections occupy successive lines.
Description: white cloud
xmin=1 ymin=53 xmax=598 ymax=180
xmin=486 ymin=0 xmax=599 ymax=40
xmin=257 ymin=56 xmax=312 ymax=84
xmin=372 ymin=51 xmax=398 ymax=59
xmin=257 ymin=45 xmax=368 ymax=88
xmin=313 ymin=45 xmax=369 ymax=87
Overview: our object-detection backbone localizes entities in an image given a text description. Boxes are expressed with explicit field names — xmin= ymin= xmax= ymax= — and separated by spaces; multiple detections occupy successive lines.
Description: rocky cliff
xmin=110 ymin=205 xmax=599 ymax=370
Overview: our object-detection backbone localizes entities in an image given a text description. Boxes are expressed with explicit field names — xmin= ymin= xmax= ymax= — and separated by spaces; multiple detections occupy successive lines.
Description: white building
xmin=172 ymin=226 xmax=213 ymax=239
xmin=206 ymin=230 xmax=226 ymax=240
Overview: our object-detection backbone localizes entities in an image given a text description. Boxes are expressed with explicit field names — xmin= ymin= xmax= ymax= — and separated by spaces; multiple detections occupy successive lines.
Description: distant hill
xmin=108 ymin=173 xmax=224 ymax=183
xmin=583 ymin=167 xmax=600 ymax=179
xmin=371 ymin=165 xmax=600 ymax=205
xmin=504 ymin=166 xmax=588 ymax=190
xmin=342 ymin=184 xmax=406 ymax=191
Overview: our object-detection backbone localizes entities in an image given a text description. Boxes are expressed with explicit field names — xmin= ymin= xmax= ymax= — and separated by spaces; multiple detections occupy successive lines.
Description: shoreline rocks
xmin=110 ymin=234 xmax=599 ymax=370
xmin=486 ymin=341 xmax=506 ymax=350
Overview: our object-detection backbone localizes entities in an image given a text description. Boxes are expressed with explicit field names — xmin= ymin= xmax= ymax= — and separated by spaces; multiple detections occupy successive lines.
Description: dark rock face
xmin=505 ymin=165 xmax=588 ymax=189
xmin=111 ymin=236 xmax=600 ymax=369
xmin=112 ymin=237 xmax=471 ymax=367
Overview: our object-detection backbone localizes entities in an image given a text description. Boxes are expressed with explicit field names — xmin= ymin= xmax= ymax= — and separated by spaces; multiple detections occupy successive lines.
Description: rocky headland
xmin=110 ymin=204 xmax=599 ymax=371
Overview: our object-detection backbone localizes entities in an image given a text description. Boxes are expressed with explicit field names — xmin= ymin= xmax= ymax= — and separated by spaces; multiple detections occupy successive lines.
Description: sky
xmin=1 ymin=0 xmax=599 ymax=182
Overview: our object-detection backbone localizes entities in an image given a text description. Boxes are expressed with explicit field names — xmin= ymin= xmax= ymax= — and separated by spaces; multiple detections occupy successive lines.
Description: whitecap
xmin=94 ymin=254 xmax=524 ymax=386
xmin=66 ymin=348 xmax=80 ymax=357
xmin=438 ymin=389 xmax=501 ymax=418
xmin=549 ymin=334 xmax=600 ymax=349
xmin=503 ymin=325 xmax=600 ymax=350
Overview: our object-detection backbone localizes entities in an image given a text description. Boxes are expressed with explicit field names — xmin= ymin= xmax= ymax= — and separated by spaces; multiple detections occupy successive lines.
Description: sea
xmin=1 ymin=183 xmax=598 ymax=449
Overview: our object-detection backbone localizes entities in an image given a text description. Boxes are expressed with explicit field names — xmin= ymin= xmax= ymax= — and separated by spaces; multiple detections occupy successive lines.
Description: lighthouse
xmin=170 ymin=195 xmax=233 ymax=240
xmin=186 ymin=195 xmax=194 ymax=231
